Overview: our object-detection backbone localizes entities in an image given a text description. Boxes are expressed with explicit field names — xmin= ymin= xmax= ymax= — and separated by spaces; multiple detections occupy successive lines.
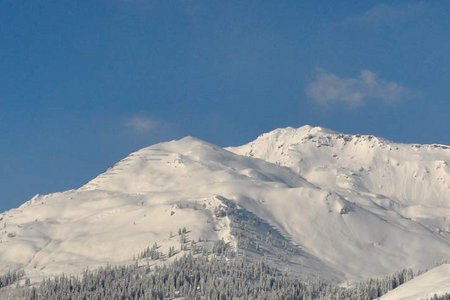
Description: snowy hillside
xmin=379 ymin=264 xmax=450 ymax=300
xmin=229 ymin=125 xmax=450 ymax=248
xmin=229 ymin=126 xmax=450 ymax=207
xmin=1 ymin=126 xmax=449 ymax=287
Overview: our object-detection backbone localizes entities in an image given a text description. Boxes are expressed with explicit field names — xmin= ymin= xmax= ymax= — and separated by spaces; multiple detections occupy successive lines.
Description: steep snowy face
xmin=228 ymin=126 xmax=450 ymax=228
xmin=1 ymin=127 xmax=450 ymax=286
xmin=380 ymin=264 xmax=450 ymax=300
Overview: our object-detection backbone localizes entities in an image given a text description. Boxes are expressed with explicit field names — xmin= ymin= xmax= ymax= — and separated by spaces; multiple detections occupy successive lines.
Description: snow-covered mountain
xmin=1 ymin=125 xmax=449 ymax=286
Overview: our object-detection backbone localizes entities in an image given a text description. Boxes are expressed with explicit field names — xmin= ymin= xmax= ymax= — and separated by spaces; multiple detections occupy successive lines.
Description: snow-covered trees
xmin=168 ymin=246 xmax=176 ymax=258
xmin=0 ymin=269 xmax=24 ymax=288
xmin=429 ymin=294 xmax=450 ymax=300
xmin=139 ymin=243 xmax=162 ymax=260
xmin=20 ymin=255 xmax=423 ymax=300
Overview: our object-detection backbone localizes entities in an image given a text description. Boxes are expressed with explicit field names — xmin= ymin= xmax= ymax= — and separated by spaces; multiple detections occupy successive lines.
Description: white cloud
xmin=347 ymin=3 xmax=426 ymax=26
xmin=305 ymin=69 xmax=412 ymax=108
xmin=124 ymin=116 xmax=160 ymax=132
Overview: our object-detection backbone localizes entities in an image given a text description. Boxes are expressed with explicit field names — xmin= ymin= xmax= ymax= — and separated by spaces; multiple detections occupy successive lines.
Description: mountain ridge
xmin=1 ymin=125 xmax=449 ymax=287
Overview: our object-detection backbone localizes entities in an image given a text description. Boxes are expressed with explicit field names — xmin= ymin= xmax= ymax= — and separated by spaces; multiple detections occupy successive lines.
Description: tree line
xmin=18 ymin=254 xmax=425 ymax=300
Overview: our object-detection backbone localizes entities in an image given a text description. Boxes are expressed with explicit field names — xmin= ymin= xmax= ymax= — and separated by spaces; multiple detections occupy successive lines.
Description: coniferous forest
xmin=14 ymin=254 xmax=425 ymax=300
xmin=2 ymin=235 xmax=447 ymax=299
xmin=0 ymin=269 xmax=24 ymax=289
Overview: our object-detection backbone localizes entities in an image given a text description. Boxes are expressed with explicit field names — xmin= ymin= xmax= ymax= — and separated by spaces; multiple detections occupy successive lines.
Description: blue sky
xmin=1 ymin=0 xmax=449 ymax=212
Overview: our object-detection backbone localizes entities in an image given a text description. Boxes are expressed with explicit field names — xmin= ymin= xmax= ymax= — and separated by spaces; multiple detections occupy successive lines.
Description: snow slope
xmin=229 ymin=126 xmax=450 ymax=205
xmin=379 ymin=264 xmax=450 ymax=300
xmin=229 ymin=126 xmax=450 ymax=246
xmin=1 ymin=126 xmax=450 ymax=286
xmin=0 ymin=137 xmax=337 ymax=282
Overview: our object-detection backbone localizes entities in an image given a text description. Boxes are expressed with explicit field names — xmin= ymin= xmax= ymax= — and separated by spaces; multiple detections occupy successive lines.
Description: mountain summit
xmin=1 ymin=126 xmax=449 ymax=284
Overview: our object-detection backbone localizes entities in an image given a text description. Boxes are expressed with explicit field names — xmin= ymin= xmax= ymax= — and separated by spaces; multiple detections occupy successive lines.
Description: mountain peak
xmin=251 ymin=125 xmax=341 ymax=145
xmin=264 ymin=125 xmax=333 ymax=136
xmin=229 ymin=125 xmax=450 ymax=207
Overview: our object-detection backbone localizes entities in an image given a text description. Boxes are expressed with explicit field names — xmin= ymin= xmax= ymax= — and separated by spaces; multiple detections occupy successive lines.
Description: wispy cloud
xmin=124 ymin=115 xmax=160 ymax=132
xmin=345 ymin=2 xmax=427 ymax=26
xmin=305 ymin=69 xmax=413 ymax=108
